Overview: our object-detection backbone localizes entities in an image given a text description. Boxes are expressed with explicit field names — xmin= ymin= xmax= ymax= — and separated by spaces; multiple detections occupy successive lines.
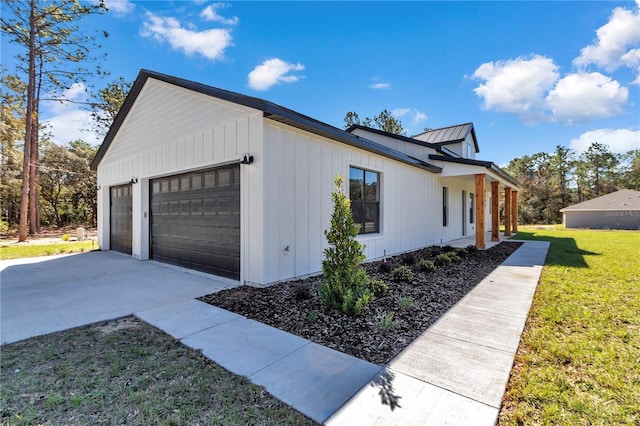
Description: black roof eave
xmin=428 ymin=154 xmax=519 ymax=188
xmin=91 ymin=69 xmax=441 ymax=174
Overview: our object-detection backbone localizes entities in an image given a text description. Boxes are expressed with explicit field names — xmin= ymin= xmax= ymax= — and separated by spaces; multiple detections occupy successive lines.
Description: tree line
xmin=1 ymin=0 xmax=129 ymax=239
xmin=505 ymin=144 xmax=639 ymax=225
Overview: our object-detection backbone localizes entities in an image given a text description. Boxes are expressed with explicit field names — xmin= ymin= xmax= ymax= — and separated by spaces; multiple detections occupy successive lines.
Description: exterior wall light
xmin=240 ymin=154 xmax=254 ymax=165
xmin=130 ymin=177 xmax=138 ymax=184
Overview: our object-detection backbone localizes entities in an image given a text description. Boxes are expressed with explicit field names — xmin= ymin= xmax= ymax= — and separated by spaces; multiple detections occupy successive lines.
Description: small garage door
xmin=110 ymin=184 xmax=132 ymax=254
xmin=150 ymin=165 xmax=240 ymax=280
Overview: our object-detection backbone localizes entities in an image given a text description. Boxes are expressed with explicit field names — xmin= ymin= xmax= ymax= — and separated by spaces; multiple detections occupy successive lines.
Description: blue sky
xmin=4 ymin=0 xmax=640 ymax=165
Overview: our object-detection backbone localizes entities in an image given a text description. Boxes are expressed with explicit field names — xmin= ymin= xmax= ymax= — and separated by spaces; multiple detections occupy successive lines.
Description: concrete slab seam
xmin=247 ymin=340 xmax=313 ymax=379
xmin=386 ymin=366 xmax=505 ymax=410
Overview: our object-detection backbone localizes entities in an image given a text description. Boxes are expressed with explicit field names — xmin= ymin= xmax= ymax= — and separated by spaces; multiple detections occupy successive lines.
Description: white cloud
xmin=201 ymin=3 xmax=238 ymax=25
xmin=570 ymin=128 xmax=640 ymax=154
xmin=141 ymin=12 xmax=232 ymax=61
xmin=42 ymin=83 xmax=101 ymax=146
xmin=545 ymin=72 xmax=628 ymax=123
xmin=392 ymin=107 xmax=428 ymax=124
xmin=247 ymin=58 xmax=305 ymax=91
xmin=103 ymin=0 xmax=135 ymax=15
xmin=472 ymin=55 xmax=559 ymax=114
xmin=370 ymin=82 xmax=390 ymax=89
xmin=573 ymin=4 xmax=640 ymax=72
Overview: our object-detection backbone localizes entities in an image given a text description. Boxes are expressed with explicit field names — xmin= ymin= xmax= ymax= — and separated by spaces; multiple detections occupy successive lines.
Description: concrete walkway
xmin=1 ymin=240 xmax=549 ymax=425
xmin=327 ymin=240 xmax=549 ymax=425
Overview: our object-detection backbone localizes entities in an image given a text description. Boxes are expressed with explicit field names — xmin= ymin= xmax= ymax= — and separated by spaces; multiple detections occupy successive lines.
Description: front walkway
xmin=327 ymin=240 xmax=549 ymax=425
xmin=137 ymin=240 xmax=549 ymax=425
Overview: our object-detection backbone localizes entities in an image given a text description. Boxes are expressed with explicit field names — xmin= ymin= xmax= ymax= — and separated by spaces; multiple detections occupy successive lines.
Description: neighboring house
xmin=91 ymin=69 xmax=520 ymax=286
xmin=560 ymin=189 xmax=640 ymax=230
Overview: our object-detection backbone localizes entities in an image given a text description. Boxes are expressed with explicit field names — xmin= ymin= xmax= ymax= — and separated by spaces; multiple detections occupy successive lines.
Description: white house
xmin=91 ymin=70 xmax=520 ymax=286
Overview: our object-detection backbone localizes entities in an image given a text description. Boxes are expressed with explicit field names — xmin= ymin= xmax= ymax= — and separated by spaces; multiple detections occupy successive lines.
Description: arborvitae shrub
xmin=319 ymin=175 xmax=373 ymax=315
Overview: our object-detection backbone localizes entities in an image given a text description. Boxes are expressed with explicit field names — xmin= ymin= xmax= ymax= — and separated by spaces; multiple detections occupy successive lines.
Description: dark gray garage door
xmin=150 ymin=165 xmax=240 ymax=280
xmin=110 ymin=184 xmax=132 ymax=255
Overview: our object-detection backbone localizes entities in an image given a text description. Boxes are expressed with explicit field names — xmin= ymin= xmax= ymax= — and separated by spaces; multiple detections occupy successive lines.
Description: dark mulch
xmin=199 ymin=242 xmax=522 ymax=365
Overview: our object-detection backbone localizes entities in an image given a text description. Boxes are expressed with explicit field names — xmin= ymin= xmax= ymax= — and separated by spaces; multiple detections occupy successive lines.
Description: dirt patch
xmin=200 ymin=242 xmax=522 ymax=365
xmin=97 ymin=317 xmax=142 ymax=335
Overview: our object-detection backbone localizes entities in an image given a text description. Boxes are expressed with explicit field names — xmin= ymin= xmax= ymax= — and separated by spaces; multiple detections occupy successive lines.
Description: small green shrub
xmin=392 ymin=265 xmax=414 ymax=282
xmin=79 ymin=247 xmax=85 ymax=252
xmin=434 ymin=253 xmax=452 ymax=266
xmin=378 ymin=312 xmax=402 ymax=333
xmin=61 ymin=234 xmax=71 ymax=242
xmin=447 ymin=252 xmax=462 ymax=263
xmin=45 ymin=249 xmax=53 ymax=256
xmin=398 ymin=296 xmax=414 ymax=311
xmin=418 ymin=259 xmax=436 ymax=272
xmin=369 ymin=279 xmax=388 ymax=297
xmin=58 ymin=247 xmax=66 ymax=254
xmin=307 ymin=311 xmax=319 ymax=322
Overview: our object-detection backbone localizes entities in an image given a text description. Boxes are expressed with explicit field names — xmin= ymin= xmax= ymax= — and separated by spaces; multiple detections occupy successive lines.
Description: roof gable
xmin=560 ymin=189 xmax=640 ymax=211
xmin=412 ymin=123 xmax=479 ymax=153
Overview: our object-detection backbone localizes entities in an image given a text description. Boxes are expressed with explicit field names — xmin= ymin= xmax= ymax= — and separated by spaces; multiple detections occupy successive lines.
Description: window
xmin=349 ymin=166 xmax=380 ymax=234
xmin=470 ymin=193 xmax=475 ymax=224
xmin=443 ymin=187 xmax=448 ymax=226
xmin=467 ymin=143 xmax=474 ymax=159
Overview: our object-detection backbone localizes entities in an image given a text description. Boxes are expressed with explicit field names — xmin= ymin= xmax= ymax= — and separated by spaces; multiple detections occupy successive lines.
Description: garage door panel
xmin=151 ymin=165 xmax=240 ymax=280
xmin=110 ymin=184 xmax=132 ymax=255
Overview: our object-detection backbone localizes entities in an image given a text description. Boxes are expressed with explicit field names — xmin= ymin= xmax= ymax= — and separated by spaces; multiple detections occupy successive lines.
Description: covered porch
xmin=430 ymin=155 xmax=521 ymax=249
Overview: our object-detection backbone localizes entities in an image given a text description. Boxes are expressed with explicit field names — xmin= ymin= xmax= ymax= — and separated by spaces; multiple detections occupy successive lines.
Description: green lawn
xmin=1 ymin=317 xmax=315 ymax=425
xmin=0 ymin=241 xmax=96 ymax=260
xmin=499 ymin=227 xmax=640 ymax=425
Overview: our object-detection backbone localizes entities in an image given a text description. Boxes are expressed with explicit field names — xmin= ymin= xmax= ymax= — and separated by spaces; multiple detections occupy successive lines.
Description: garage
xmin=150 ymin=165 xmax=241 ymax=280
xmin=110 ymin=184 xmax=132 ymax=254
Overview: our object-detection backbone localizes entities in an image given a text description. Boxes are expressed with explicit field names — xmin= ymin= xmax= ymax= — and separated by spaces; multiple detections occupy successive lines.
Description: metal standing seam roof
xmin=90 ymin=69 xmax=441 ymax=173
xmin=560 ymin=189 xmax=640 ymax=212
xmin=412 ymin=123 xmax=479 ymax=153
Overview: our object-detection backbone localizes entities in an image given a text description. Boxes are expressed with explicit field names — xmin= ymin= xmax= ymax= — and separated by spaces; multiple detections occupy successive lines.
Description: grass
xmin=0 ymin=317 xmax=315 ymax=425
xmin=0 ymin=241 xmax=95 ymax=260
xmin=499 ymin=227 xmax=640 ymax=425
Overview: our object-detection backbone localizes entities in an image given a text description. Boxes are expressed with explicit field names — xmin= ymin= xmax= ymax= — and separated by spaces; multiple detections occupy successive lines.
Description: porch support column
xmin=504 ymin=187 xmax=512 ymax=236
xmin=475 ymin=173 xmax=486 ymax=249
xmin=491 ymin=181 xmax=500 ymax=242
xmin=511 ymin=190 xmax=519 ymax=234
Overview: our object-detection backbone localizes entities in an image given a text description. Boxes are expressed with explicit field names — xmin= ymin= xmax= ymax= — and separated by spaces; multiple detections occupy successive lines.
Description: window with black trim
xmin=443 ymin=187 xmax=448 ymax=226
xmin=349 ymin=166 xmax=380 ymax=234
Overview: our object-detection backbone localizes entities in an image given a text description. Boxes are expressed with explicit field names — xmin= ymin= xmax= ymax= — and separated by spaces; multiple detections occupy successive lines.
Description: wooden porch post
xmin=475 ymin=174 xmax=486 ymax=249
xmin=504 ymin=188 xmax=512 ymax=236
xmin=511 ymin=190 xmax=519 ymax=234
xmin=491 ymin=181 xmax=499 ymax=242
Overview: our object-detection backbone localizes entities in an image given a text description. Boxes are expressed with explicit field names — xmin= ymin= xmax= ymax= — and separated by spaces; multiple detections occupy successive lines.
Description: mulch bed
xmin=199 ymin=242 xmax=522 ymax=365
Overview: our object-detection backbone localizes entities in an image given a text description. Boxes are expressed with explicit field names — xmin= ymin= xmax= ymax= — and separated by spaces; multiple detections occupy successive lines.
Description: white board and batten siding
xmin=260 ymin=121 xmax=442 ymax=286
xmin=96 ymin=78 xmax=265 ymax=282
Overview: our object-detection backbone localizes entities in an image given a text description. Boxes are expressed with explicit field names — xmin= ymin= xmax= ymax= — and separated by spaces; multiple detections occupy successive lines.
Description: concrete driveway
xmin=0 ymin=251 xmax=237 ymax=344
